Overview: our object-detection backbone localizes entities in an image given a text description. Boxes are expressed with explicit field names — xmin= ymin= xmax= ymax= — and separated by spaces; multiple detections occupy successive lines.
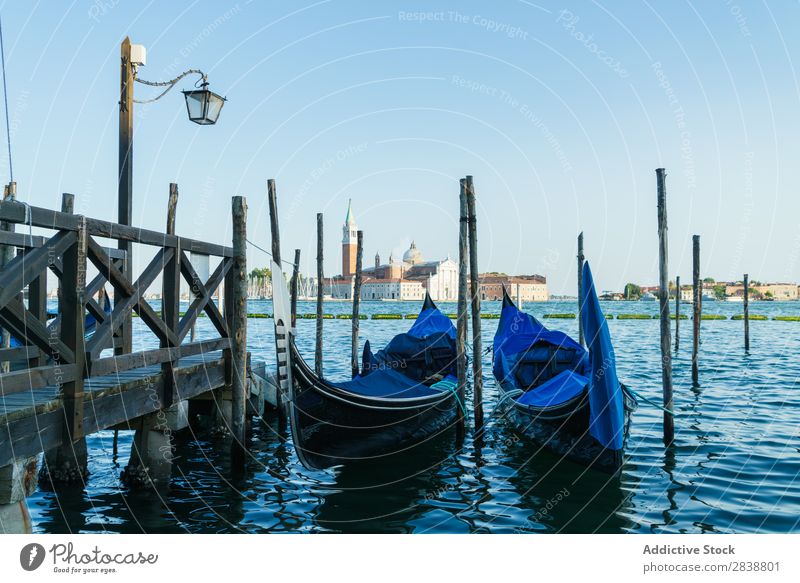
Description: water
xmin=28 ymin=299 xmax=800 ymax=533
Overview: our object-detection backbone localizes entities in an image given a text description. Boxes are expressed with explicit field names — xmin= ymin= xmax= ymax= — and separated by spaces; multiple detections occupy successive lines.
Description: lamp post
xmin=117 ymin=36 xmax=226 ymax=353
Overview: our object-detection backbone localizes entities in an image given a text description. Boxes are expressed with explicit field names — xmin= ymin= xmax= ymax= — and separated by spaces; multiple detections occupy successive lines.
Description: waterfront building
xmin=754 ymin=283 xmax=798 ymax=300
xmin=327 ymin=201 xmax=459 ymax=301
xmin=479 ymin=273 xmax=549 ymax=302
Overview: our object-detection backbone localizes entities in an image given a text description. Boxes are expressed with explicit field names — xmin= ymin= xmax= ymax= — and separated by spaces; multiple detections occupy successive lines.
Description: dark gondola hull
xmin=498 ymin=382 xmax=634 ymax=475
xmin=290 ymin=343 xmax=457 ymax=469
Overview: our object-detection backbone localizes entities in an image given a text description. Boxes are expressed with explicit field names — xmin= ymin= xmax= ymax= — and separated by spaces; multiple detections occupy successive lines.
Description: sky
xmin=0 ymin=0 xmax=798 ymax=295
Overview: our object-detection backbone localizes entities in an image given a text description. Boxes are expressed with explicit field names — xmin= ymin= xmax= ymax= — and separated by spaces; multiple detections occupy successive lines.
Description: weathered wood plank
xmin=0 ymin=353 xmax=231 ymax=467
xmin=88 ymin=338 xmax=232 ymax=378
xmin=0 ymin=200 xmax=234 ymax=257
xmin=0 ymin=363 xmax=78 ymax=396
xmin=60 ymin=216 xmax=88 ymax=441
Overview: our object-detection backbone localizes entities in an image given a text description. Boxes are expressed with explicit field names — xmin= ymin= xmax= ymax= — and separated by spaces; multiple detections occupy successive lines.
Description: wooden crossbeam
xmin=0 ymin=200 xmax=233 ymax=257
xmin=86 ymin=240 xmax=179 ymax=356
xmin=0 ymin=231 xmax=45 ymax=248
xmin=0 ymin=297 xmax=75 ymax=363
xmin=178 ymin=252 xmax=229 ymax=340
xmin=47 ymin=259 xmax=108 ymax=330
xmin=0 ymin=229 xmax=76 ymax=309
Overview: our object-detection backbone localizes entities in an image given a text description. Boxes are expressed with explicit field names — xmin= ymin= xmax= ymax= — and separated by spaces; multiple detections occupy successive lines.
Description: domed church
xmin=330 ymin=201 xmax=458 ymax=301
xmin=365 ymin=240 xmax=457 ymax=301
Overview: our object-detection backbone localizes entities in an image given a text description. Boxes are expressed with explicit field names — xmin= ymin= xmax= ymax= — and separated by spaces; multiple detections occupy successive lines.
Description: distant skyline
xmin=1 ymin=1 xmax=799 ymax=294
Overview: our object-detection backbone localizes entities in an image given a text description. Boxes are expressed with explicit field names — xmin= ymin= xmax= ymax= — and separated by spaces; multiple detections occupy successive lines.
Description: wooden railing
xmin=0 ymin=197 xmax=237 ymax=442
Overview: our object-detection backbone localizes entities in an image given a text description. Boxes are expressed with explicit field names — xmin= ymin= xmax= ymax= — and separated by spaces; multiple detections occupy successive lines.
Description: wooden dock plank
xmin=0 ymin=351 xmax=249 ymax=467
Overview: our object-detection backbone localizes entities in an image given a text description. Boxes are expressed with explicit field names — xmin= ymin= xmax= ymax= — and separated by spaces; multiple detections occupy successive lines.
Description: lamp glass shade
xmin=182 ymin=87 xmax=226 ymax=125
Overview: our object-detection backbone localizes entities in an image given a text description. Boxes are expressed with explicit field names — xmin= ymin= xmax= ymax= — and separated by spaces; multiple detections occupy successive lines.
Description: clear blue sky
xmin=1 ymin=1 xmax=798 ymax=295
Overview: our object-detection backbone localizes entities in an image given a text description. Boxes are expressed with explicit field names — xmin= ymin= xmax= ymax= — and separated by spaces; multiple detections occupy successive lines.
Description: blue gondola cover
xmin=494 ymin=263 xmax=624 ymax=452
xmin=581 ymin=261 xmax=625 ymax=450
xmin=362 ymin=294 xmax=457 ymax=382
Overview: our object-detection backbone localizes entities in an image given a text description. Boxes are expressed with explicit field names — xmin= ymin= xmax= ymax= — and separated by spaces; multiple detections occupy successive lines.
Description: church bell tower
xmin=342 ymin=199 xmax=358 ymax=277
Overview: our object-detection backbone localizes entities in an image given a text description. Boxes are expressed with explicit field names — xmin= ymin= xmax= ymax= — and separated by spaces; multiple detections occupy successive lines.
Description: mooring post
xmin=62 ymin=216 xmax=88 ymax=441
xmin=40 ymin=192 xmax=89 ymax=488
xmin=117 ymin=37 xmax=134 ymax=357
xmin=0 ymin=182 xmax=16 ymax=374
xmin=121 ymin=187 xmax=189 ymax=489
xmin=315 ymin=213 xmax=324 ymax=377
xmin=351 ymin=230 xmax=363 ymax=378
xmin=230 ymin=196 xmax=249 ymax=466
xmin=161 ymin=183 xmax=180 ymax=409
xmin=290 ymin=249 xmax=301 ymax=329
xmin=455 ymin=179 xmax=469 ymax=435
xmin=692 ymin=235 xmax=701 ymax=386
xmin=743 ymin=273 xmax=750 ymax=352
xmin=465 ymin=176 xmax=484 ymax=431
xmin=267 ymin=178 xmax=286 ymax=419
xmin=577 ymin=231 xmax=585 ymax=347
xmin=675 ymin=275 xmax=680 ymax=351
xmin=656 ymin=168 xmax=674 ymax=445
xmin=0 ymin=458 xmax=38 ymax=533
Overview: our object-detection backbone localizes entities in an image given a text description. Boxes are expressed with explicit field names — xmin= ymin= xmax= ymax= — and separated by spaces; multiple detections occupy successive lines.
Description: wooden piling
xmin=161 ymin=183 xmax=180 ymax=408
xmin=675 ymin=275 xmax=680 ymax=351
xmin=692 ymin=235 xmax=701 ymax=386
xmin=0 ymin=182 xmax=16 ymax=374
xmin=230 ymin=196 xmax=248 ymax=464
xmin=267 ymin=179 xmax=285 ymax=418
xmin=465 ymin=176 xmax=484 ymax=431
xmin=290 ymin=249 xmax=300 ymax=329
xmin=743 ymin=273 xmax=750 ymax=352
xmin=577 ymin=232 xmax=585 ymax=346
xmin=40 ymin=192 xmax=90 ymax=486
xmin=351 ymin=230 xmax=363 ymax=378
xmin=268 ymin=179 xmax=281 ymax=266
xmin=455 ymin=179 xmax=469 ymax=434
xmin=61 ymin=216 xmax=88 ymax=445
xmin=315 ymin=213 xmax=324 ymax=377
xmin=656 ymin=168 xmax=674 ymax=445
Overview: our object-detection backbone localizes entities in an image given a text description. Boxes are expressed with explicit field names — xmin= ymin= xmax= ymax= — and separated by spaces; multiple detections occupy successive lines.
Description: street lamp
xmin=117 ymin=36 xmax=226 ymax=353
xmin=183 ymin=83 xmax=226 ymax=125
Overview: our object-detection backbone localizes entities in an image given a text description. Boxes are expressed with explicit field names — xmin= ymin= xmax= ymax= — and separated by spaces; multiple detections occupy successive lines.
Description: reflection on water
xmin=26 ymin=300 xmax=800 ymax=533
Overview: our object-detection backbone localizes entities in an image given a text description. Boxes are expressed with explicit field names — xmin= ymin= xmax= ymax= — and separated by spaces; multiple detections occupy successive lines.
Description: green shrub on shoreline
xmin=543 ymin=313 xmax=576 ymax=319
xmin=700 ymin=314 xmax=727 ymax=320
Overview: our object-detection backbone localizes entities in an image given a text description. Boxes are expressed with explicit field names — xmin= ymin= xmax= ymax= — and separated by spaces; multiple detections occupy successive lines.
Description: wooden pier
xmin=0 ymin=193 xmax=272 ymax=533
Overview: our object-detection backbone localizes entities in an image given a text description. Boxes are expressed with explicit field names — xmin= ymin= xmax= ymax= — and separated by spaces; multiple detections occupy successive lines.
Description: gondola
xmin=270 ymin=261 xmax=461 ymax=470
xmin=492 ymin=262 xmax=636 ymax=474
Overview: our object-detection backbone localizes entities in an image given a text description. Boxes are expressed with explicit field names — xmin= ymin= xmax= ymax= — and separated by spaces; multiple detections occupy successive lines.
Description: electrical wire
xmin=0 ymin=13 xmax=13 ymax=183
xmin=246 ymin=237 xmax=298 ymax=269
